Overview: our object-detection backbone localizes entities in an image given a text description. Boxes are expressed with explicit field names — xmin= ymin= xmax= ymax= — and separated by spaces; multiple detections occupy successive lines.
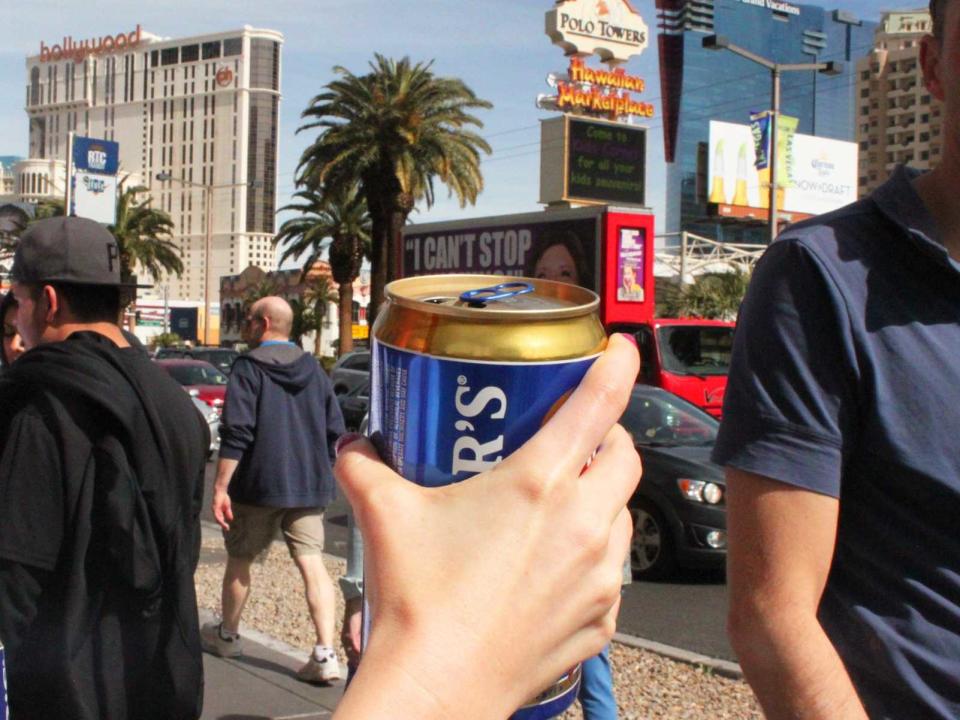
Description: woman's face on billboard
xmin=534 ymin=243 xmax=580 ymax=284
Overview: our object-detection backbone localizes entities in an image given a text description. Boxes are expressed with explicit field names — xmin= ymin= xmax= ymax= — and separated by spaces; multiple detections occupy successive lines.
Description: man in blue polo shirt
xmin=713 ymin=1 xmax=960 ymax=718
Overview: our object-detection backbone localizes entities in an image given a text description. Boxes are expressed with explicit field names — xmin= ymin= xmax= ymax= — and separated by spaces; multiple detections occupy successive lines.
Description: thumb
xmin=335 ymin=434 xmax=411 ymax=532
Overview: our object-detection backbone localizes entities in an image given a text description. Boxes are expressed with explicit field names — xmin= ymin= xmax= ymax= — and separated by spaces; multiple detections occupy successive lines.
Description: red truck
xmin=400 ymin=205 xmax=733 ymax=417
xmin=606 ymin=317 xmax=734 ymax=418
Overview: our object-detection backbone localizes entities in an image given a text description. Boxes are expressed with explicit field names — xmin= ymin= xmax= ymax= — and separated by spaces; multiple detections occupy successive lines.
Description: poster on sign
xmin=71 ymin=172 xmax=118 ymax=225
xmin=402 ymin=216 xmax=600 ymax=291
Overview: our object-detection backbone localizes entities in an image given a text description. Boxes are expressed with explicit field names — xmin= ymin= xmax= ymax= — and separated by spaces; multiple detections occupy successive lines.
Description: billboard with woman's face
xmin=402 ymin=216 xmax=600 ymax=291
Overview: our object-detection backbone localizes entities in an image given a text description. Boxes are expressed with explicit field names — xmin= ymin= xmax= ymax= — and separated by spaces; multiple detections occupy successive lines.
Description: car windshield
xmin=166 ymin=364 xmax=228 ymax=386
xmin=196 ymin=351 xmax=237 ymax=367
xmin=657 ymin=326 xmax=734 ymax=377
xmin=621 ymin=390 xmax=719 ymax=447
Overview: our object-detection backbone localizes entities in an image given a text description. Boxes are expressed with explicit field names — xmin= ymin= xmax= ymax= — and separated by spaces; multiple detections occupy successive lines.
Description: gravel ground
xmin=194 ymin=537 xmax=761 ymax=719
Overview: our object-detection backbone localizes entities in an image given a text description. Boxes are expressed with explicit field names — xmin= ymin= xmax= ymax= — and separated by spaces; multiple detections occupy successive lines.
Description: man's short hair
xmin=25 ymin=283 xmax=121 ymax=324
xmin=931 ymin=0 xmax=949 ymax=40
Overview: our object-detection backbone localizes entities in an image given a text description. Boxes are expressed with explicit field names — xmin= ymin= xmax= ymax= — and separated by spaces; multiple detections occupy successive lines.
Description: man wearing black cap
xmin=0 ymin=217 xmax=208 ymax=719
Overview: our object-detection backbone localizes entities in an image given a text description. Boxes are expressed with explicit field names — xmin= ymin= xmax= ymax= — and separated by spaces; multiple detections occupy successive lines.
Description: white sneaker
xmin=297 ymin=647 xmax=342 ymax=684
xmin=200 ymin=621 xmax=244 ymax=658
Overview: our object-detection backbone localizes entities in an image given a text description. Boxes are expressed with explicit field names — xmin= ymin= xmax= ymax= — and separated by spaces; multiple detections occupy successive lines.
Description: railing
xmin=655 ymin=232 xmax=766 ymax=283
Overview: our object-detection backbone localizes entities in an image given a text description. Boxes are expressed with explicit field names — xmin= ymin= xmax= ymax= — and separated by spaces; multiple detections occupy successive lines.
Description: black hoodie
xmin=0 ymin=332 xmax=207 ymax=720
xmin=219 ymin=343 xmax=345 ymax=508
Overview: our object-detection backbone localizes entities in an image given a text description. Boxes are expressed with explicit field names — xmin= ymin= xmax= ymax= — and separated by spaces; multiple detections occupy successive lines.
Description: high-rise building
xmin=856 ymin=10 xmax=942 ymax=198
xmin=22 ymin=25 xmax=283 ymax=315
xmin=656 ymin=0 xmax=876 ymax=243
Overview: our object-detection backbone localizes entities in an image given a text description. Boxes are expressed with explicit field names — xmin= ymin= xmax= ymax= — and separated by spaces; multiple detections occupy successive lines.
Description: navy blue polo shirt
xmin=714 ymin=166 xmax=960 ymax=719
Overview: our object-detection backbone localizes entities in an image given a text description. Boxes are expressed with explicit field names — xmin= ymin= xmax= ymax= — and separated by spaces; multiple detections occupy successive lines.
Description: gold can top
xmin=377 ymin=275 xmax=606 ymax=362
xmin=384 ymin=274 xmax=599 ymax=320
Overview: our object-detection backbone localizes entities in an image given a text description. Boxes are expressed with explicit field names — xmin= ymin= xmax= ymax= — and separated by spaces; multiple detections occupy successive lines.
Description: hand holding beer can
xmin=368 ymin=275 xmax=607 ymax=719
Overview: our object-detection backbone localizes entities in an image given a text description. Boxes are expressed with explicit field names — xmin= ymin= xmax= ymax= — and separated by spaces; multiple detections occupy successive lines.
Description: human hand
xmin=341 ymin=597 xmax=363 ymax=666
xmin=333 ymin=334 xmax=641 ymax=720
xmin=212 ymin=487 xmax=233 ymax=532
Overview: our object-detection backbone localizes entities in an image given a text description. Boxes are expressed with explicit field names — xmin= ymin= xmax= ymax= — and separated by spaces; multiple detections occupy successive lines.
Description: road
xmin=201 ymin=461 xmax=734 ymax=662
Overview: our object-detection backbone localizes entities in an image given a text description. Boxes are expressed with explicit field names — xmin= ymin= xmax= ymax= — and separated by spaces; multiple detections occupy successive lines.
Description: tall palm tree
xmin=303 ymin=275 xmax=339 ymax=356
xmin=296 ymin=54 xmax=492 ymax=322
xmin=110 ymin=183 xmax=183 ymax=284
xmin=658 ymin=271 xmax=751 ymax=321
xmin=275 ymin=185 xmax=371 ymax=355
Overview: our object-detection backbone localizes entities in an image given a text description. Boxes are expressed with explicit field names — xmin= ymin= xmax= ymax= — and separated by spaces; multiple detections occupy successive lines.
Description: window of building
xmin=161 ymin=47 xmax=179 ymax=66
xmin=223 ymin=37 xmax=243 ymax=56
xmin=151 ymin=49 xmax=159 ymax=67
xmin=180 ymin=44 xmax=199 ymax=63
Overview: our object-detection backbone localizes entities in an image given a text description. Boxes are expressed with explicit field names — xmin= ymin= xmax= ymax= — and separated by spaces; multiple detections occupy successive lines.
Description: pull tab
xmin=459 ymin=282 xmax=535 ymax=307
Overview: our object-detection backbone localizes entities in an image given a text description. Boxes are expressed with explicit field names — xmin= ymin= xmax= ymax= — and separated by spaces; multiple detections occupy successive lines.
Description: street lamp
xmin=155 ymin=171 xmax=262 ymax=345
xmin=702 ymin=35 xmax=842 ymax=241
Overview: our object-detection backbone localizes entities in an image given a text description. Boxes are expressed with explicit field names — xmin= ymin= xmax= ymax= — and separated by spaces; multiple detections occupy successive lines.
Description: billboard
xmin=70 ymin=135 xmax=119 ymax=224
xmin=707 ymin=120 xmax=857 ymax=216
xmin=71 ymin=172 xmax=118 ymax=225
xmin=540 ymin=116 xmax=647 ymax=208
xmin=402 ymin=212 xmax=602 ymax=291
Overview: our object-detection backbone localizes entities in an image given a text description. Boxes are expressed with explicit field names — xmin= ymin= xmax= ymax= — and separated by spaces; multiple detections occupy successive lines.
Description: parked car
xmin=156 ymin=359 xmax=228 ymax=414
xmin=330 ymin=350 xmax=370 ymax=396
xmin=189 ymin=392 xmax=221 ymax=459
xmin=621 ymin=385 xmax=725 ymax=580
xmin=155 ymin=346 xmax=240 ymax=376
xmin=337 ymin=379 xmax=370 ymax=432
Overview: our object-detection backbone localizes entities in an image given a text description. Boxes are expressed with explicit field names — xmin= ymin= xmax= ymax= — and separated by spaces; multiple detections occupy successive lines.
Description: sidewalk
xmin=197 ymin=523 xmax=345 ymax=720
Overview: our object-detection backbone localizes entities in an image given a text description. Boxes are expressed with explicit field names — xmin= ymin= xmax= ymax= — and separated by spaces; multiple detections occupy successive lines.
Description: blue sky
xmin=2 ymin=0 xmax=885 ymax=241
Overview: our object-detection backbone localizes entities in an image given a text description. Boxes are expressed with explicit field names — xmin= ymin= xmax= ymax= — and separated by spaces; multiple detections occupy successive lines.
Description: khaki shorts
xmin=224 ymin=503 xmax=326 ymax=560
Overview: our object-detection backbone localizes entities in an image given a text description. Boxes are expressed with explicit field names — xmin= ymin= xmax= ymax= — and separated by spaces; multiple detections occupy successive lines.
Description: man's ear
xmin=41 ymin=285 xmax=60 ymax=324
xmin=920 ymin=34 xmax=946 ymax=102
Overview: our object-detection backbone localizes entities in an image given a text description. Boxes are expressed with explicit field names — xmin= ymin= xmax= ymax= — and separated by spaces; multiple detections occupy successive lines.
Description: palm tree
xmin=658 ymin=271 xmax=751 ymax=321
xmin=275 ymin=185 xmax=371 ymax=355
xmin=296 ymin=54 xmax=492 ymax=322
xmin=110 ymin=183 xmax=183 ymax=284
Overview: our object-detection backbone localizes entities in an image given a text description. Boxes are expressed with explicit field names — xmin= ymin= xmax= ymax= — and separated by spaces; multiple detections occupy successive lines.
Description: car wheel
xmin=630 ymin=498 xmax=677 ymax=581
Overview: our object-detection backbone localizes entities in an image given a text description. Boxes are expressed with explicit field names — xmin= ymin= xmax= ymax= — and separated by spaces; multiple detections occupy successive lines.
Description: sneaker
xmin=297 ymin=648 xmax=342 ymax=684
xmin=200 ymin=621 xmax=243 ymax=658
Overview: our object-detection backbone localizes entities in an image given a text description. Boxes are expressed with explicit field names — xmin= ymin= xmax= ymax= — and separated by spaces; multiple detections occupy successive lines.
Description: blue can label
xmin=370 ymin=340 xmax=598 ymax=485
xmin=369 ymin=339 xmax=597 ymax=719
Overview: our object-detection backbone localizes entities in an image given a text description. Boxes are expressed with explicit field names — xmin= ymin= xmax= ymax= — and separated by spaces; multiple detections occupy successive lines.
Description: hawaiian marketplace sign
xmin=546 ymin=0 xmax=648 ymax=64
xmin=39 ymin=25 xmax=143 ymax=63
xmin=555 ymin=57 xmax=654 ymax=119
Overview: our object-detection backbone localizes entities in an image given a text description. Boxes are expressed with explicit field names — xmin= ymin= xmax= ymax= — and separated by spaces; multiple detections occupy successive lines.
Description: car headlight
xmin=206 ymin=411 xmax=219 ymax=425
xmin=677 ymin=478 xmax=724 ymax=505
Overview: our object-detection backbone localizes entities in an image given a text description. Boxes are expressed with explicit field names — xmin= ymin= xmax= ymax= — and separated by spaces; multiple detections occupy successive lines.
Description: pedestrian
xmin=713 ymin=2 xmax=960 ymax=718
xmin=0 ymin=217 xmax=208 ymax=719
xmin=0 ymin=290 xmax=25 ymax=369
xmin=331 ymin=334 xmax=641 ymax=719
xmin=202 ymin=295 xmax=347 ymax=684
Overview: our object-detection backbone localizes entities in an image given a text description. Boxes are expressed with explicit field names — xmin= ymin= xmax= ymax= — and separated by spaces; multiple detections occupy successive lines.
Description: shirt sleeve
xmin=0 ymin=407 xmax=65 ymax=570
xmin=711 ymin=235 xmax=861 ymax=498
xmin=218 ymin=359 xmax=261 ymax=461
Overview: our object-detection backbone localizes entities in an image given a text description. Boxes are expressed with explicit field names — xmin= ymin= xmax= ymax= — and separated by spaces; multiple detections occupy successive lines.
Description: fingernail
xmin=618 ymin=332 xmax=638 ymax=349
xmin=335 ymin=432 xmax=364 ymax=457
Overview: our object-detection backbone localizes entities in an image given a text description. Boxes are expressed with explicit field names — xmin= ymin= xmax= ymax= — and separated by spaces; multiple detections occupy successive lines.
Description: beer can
xmin=369 ymin=274 xmax=606 ymax=719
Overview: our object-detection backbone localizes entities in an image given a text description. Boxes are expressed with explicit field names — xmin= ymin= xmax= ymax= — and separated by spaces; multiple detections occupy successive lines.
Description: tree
xmin=275 ymin=185 xmax=371 ymax=356
xmin=296 ymin=54 xmax=492 ymax=323
xmin=658 ymin=271 xmax=751 ymax=321
xmin=303 ymin=274 xmax=339 ymax=356
xmin=110 ymin=182 xmax=183 ymax=284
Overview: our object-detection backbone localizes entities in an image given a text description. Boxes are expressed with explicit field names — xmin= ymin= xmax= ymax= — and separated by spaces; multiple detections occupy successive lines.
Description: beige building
xmin=856 ymin=9 xmax=943 ymax=197
xmin=21 ymin=25 xmax=283 ymax=328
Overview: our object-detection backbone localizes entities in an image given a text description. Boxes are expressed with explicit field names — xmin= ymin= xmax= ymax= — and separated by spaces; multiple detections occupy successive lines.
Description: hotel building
xmin=855 ymin=10 xmax=942 ymax=198
xmin=21 ymin=25 xmax=283 ymax=332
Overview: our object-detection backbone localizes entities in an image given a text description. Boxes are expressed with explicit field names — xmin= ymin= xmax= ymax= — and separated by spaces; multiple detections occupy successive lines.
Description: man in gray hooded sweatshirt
xmin=202 ymin=296 xmax=346 ymax=684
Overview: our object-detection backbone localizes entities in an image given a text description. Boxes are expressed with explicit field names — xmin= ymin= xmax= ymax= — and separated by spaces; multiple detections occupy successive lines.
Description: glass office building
xmin=656 ymin=0 xmax=876 ymax=243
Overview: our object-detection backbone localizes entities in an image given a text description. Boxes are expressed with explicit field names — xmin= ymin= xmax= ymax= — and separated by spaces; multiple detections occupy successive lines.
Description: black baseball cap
xmin=11 ymin=216 xmax=151 ymax=288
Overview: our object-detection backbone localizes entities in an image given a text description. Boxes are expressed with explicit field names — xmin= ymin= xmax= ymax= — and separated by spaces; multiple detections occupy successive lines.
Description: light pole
xmin=155 ymin=172 xmax=261 ymax=345
xmin=702 ymin=35 xmax=842 ymax=242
